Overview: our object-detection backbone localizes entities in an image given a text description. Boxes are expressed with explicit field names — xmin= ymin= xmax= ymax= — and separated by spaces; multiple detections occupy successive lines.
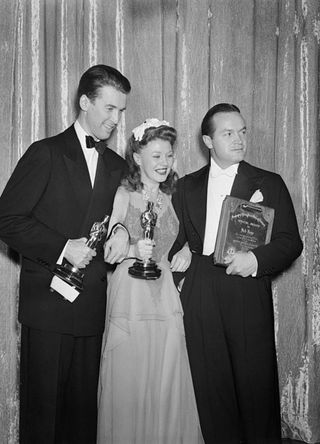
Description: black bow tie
xmin=85 ymin=135 xmax=107 ymax=155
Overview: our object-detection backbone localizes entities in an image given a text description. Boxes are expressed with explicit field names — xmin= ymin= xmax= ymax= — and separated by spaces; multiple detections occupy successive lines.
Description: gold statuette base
xmin=53 ymin=262 xmax=84 ymax=292
xmin=128 ymin=259 xmax=161 ymax=280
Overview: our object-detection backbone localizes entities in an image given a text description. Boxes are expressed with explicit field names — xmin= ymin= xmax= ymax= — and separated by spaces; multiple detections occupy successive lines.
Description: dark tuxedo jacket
xmin=0 ymin=125 xmax=127 ymax=336
xmin=172 ymin=160 xmax=303 ymax=277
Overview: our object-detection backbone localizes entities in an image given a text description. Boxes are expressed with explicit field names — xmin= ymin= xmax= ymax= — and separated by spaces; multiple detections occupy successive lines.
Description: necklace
xmin=141 ymin=187 xmax=163 ymax=213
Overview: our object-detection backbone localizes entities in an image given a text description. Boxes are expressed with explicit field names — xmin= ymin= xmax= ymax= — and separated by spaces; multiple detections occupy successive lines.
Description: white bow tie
xmin=210 ymin=168 xmax=237 ymax=179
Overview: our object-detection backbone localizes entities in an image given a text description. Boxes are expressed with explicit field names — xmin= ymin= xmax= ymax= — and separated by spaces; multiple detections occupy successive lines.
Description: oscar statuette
xmin=128 ymin=201 xmax=161 ymax=280
xmin=53 ymin=214 xmax=110 ymax=292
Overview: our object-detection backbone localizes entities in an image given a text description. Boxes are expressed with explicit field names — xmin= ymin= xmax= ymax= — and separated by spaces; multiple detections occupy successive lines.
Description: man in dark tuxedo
xmin=171 ymin=103 xmax=303 ymax=444
xmin=0 ymin=65 xmax=131 ymax=443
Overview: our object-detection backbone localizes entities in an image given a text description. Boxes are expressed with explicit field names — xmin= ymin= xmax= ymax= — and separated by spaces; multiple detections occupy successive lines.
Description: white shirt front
xmin=74 ymin=120 xmax=99 ymax=187
xmin=202 ymin=158 xmax=239 ymax=255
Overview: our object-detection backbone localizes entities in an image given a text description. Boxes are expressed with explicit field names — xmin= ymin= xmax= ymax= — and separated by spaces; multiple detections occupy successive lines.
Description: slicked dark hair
xmin=201 ymin=103 xmax=241 ymax=137
xmin=76 ymin=64 xmax=131 ymax=112
xmin=122 ymin=125 xmax=178 ymax=195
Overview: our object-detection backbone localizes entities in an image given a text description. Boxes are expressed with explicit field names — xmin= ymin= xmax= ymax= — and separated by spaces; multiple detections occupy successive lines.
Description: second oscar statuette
xmin=128 ymin=201 xmax=161 ymax=280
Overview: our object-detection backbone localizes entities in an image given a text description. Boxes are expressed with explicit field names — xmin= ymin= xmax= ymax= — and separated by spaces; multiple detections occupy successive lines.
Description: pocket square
xmin=250 ymin=189 xmax=263 ymax=203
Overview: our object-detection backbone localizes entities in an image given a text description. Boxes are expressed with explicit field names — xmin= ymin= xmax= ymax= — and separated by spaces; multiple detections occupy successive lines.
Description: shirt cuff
xmin=56 ymin=240 xmax=70 ymax=264
xmin=248 ymin=251 xmax=258 ymax=277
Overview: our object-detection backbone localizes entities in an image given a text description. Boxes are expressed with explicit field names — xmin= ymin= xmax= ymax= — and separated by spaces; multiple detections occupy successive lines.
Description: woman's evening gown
xmin=97 ymin=189 xmax=203 ymax=444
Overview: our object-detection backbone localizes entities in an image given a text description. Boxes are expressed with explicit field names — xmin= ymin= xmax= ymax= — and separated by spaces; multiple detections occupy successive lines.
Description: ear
xmin=133 ymin=152 xmax=141 ymax=165
xmin=202 ymin=135 xmax=213 ymax=149
xmin=79 ymin=94 xmax=90 ymax=112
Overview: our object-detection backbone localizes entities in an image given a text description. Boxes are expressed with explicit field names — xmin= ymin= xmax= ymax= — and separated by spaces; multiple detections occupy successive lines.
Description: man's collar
xmin=209 ymin=158 xmax=239 ymax=178
xmin=74 ymin=120 xmax=90 ymax=150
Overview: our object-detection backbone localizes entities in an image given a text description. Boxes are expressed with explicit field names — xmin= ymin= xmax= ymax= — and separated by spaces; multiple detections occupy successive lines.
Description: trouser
xmin=20 ymin=326 xmax=103 ymax=444
xmin=180 ymin=254 xmax=282 ymax=444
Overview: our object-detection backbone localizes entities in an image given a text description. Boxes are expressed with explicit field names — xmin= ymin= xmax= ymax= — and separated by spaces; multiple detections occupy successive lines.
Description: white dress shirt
xmin=202 ymin=159 xmax=239 ymax=256
xmin=74 ymin=120 xmax=99 ymax=187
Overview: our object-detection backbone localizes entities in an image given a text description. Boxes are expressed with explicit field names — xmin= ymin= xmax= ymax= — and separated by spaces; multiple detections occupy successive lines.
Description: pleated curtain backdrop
xmin=0 ymin=0 xmax=319 ymax=442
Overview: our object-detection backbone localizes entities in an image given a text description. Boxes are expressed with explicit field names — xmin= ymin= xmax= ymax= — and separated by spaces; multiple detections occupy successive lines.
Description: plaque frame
xmin=213 ymin=196 xmax=274 ymax=266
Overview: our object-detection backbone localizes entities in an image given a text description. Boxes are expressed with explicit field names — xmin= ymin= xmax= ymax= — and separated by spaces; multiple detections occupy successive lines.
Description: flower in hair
xmin=132 ymin=118 xmax=170 ymax=141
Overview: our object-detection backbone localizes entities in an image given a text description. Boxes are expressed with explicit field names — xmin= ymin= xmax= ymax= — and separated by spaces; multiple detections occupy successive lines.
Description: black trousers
xmin=180 ymin=255 xmax=282 ymax=444
xmin=20 ymin=326 xmax=103 ymax=444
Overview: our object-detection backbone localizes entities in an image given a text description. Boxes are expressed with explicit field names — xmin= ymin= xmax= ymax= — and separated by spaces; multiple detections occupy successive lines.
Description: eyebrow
xmin=150 ymin=150 xmax=173 ymax=155
xmin=151 ymin=150 xmax=173 ymax=153
xmin=222 ymin=126 xmax=246 ymax=132
xmin=105 ymin=104 xmax=127 ymax=112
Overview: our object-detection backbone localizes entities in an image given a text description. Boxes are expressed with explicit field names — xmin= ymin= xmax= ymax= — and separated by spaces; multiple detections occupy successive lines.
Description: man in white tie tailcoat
xmin=171 ymin=103 xmax=303 ymax=444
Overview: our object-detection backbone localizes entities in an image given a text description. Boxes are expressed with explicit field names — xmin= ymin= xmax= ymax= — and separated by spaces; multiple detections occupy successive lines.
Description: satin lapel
xmin=80 ymin=149 xmax=122 ymax=236
xmin=186 ymin=165 xmax=209 ymax=241
xmin=230 ymin=161 xmax=261 ymax=201
xmin=62 ymin=127 xmax=92 ymax=213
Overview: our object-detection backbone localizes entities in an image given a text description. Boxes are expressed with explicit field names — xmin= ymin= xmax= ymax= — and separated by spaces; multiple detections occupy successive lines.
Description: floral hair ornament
xmin=132 ymin=118 xmax=170 ymax=142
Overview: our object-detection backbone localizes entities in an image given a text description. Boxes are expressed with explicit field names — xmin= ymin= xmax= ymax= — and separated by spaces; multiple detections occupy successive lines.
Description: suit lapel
xmin=230 ymin=161 xmax=262 ymax=201
xmin=80 ymin=148 xmax=123 ymax=236
xmin=186 ymin=165 xmax=209 ymax=241
xmin=62 ymin=126 xmax=92 ymax=213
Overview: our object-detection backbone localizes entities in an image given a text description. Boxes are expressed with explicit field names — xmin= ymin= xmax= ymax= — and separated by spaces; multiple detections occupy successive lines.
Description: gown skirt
xmin=97 ymin=257 xmax=203 ymax=444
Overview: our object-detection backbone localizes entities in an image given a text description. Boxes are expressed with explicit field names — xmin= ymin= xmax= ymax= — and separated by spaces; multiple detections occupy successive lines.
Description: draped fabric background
xmin=0 ymin=0 xmax=319 ymax=442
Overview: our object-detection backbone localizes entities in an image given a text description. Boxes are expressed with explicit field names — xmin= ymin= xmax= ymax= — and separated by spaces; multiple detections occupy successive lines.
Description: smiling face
xmin=203 ymin=111 xmax=247 ymax=169
xmin=78 ymin=85 xmax=127 ymax=141
xmin=133 ymin=139 xmax=174 ymax=189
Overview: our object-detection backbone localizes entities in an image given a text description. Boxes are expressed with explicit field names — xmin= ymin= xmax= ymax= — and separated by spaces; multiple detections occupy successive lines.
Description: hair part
xmin=122 ymin=125 xmax=178 ymax=195
xmin=201 ymin=103 xmax=241 ymax=137
xmin=76 ymin=64 xmax=131 ymax=113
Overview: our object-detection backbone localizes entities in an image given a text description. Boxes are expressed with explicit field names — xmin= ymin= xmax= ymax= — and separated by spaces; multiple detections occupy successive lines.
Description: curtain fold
xmin=275 ymin=1 xmax=319 ymax=440
xmin=0 ymin=2 xmax=20 ymax=442
xmin=0 ymin=1 xmax=318 ymax=442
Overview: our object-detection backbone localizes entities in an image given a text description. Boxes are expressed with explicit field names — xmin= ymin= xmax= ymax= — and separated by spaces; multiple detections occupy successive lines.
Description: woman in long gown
xmin=97 ymin=119 xmax=203 ymax=443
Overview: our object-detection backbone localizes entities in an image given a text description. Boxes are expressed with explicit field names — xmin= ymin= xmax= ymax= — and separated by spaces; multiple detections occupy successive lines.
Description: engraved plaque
xmin=213 ymin=196 xmax=274 ymax=266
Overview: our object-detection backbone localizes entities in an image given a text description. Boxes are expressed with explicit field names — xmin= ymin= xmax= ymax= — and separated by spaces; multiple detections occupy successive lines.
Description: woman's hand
xmin=134 ymin=238 xmax=154 ymax=261
xmin=104 ymin=227 xmax=130 ymax=264
xmin=170 ymin=243 xmax=192 ymax=272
